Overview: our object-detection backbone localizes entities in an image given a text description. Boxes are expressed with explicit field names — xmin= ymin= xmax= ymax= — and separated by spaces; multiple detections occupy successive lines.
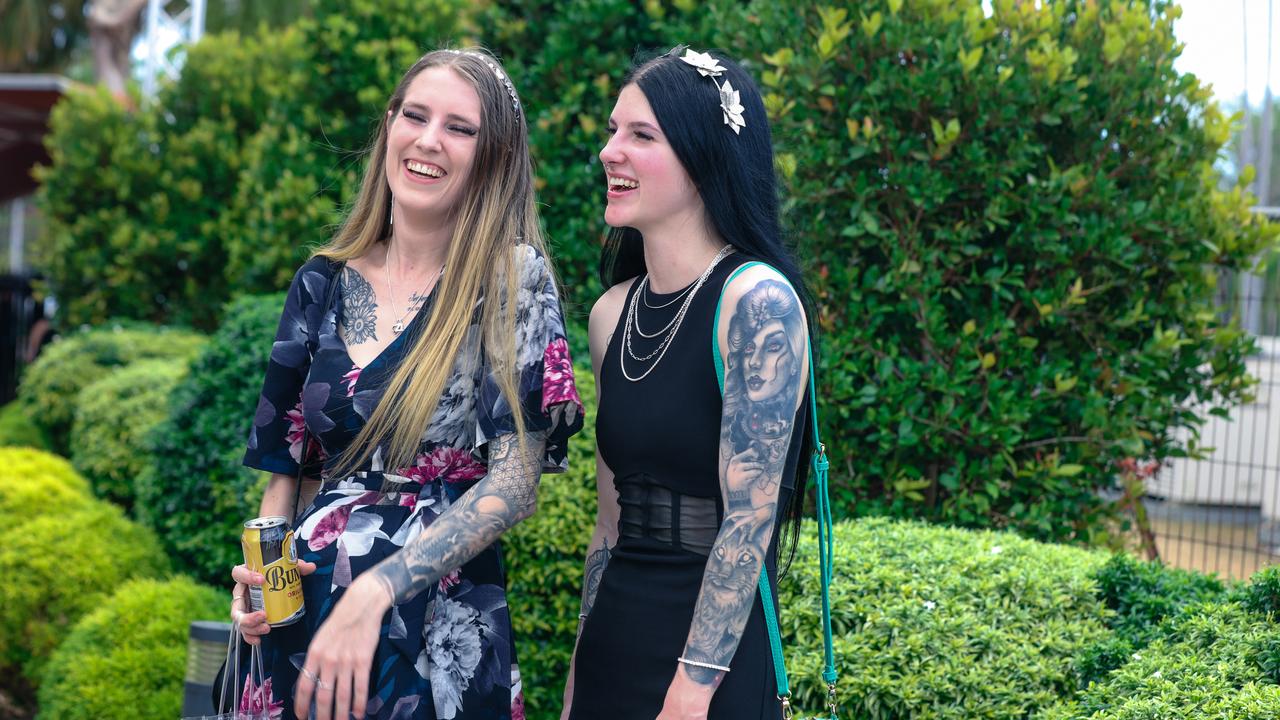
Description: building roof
xmin=0 ymin=74 xmax=73 ymax=204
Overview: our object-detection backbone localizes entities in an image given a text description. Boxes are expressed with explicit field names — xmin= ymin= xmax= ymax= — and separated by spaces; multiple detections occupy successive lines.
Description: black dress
xmin=570 ymin=256 xmax=806 ymax=719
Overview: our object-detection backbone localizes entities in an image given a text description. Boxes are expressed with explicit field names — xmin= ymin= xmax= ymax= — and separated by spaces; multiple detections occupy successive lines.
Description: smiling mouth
xmin=406 ymin=159 xmax=445 ymax=179
xmin=607 ymin=176 xmax=639 ymax=194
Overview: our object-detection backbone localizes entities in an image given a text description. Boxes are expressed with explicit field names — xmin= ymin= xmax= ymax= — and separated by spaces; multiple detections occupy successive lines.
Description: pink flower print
xmin=307 ymin=504 xmax=353 ymax=551
xmin=438 ymin=568 xmax=461 ymax=594
xmin=541 ymin=337 xmax=582 ymax=414
xmin=342 ymin=364 xmax=362 ymax=397
xmin=285 ymin=400 xmax=324 ymax=463
xmin=239 ymin=674 xmax=284 ymax=718
xmin=511 ymin=690 xmax=526 ymax=720
xmin=285 ymin=402 xmax=307 ymax=463
xmin=398 ymin=447 xmax=487 ymax=484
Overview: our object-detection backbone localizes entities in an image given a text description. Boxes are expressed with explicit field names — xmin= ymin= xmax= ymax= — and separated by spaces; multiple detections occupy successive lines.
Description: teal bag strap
xmin=713 ymin=261 xmax=839 ymax=719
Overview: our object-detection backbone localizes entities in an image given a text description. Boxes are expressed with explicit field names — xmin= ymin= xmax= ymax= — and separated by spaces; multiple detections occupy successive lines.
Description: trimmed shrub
xmin=0 ymin=401 xmax=51 ymax=450
xmin=137 ymin=294 xmax=285 ymax=587
xmin=0 ymin=447 xmax=93 ymax=522
xmin=1040 ymin=591 xmax=1280 ymax=720
xmin=17 ymin=323 xmax=205 ymax=451
xmin=36 ymin=577 xmax=227 ymax=720
xmin=70 ymin=358 xmax=189 ymax=508
xmin=0 ymin=501 xmax=169 ymax=682
xmin=778 ymin=517 xmax=1111 ymax=719
xmin=506 ymin=364 xmax=596 ymax=716
xmin=1075 ymin=553 xmax=1230 ymax=684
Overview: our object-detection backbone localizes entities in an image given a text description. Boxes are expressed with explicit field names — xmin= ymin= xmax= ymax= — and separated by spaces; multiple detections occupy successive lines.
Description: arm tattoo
xmin=340 ymin=267 xmax=379 ymax=344
xmin=369 ymin=433 xmax=545 ymax=606
xmin=681 ymin=278 xmax=805 ymax=686
xmin=580 ymin=540 xmax=612 ymax=618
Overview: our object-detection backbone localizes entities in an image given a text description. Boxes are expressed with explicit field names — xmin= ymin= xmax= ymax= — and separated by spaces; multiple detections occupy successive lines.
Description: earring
xmin=388 ymin=195 xmax=394 ymax=226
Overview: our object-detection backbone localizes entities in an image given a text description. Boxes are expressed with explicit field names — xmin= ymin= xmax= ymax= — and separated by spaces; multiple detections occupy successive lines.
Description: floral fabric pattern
xmin=243 ymin=245 xmax=583 ymax=720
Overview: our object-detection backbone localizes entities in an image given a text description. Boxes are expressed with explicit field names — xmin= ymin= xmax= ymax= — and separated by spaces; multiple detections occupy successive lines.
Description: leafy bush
xmin=0 ymin=401 xmax=50 ymax=450
xmin=17 ymin=323 xmax=204 ymax=451
xmin=0 ymin=502 xmax=169 ymax=682
xmin=777 ymin=517 xmax=1111 ymax=719
xmin=0 ymin=447 xmax=93 ymax=522
xmin=506 ymin=364 xmax=595 ymax=716
xmin=685 ymin=0 xmax=1280 ymax=542
xmin=70 ymin=359 xmax=189 ymax=508
xmin=1245 ymin=564 xmax=1280 ymax=619
xmin=1040 ymin=588 xmax=1280 ymax=720
xmin=1073 ymin=553 xmax=1229 ymax=683
xmin=136 ymin=294 xmax=284 ymax=587
xmin=36 ymin=577 xmax=227 ymax=720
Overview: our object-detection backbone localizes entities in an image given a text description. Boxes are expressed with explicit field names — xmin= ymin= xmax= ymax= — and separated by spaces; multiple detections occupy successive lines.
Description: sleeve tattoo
xmin=369 ymin=433 xmax=546 ymax=606
xmin=580 ymin=540 xmax=612 ymax=619
xmin=680 ymin=278 xmax=806 ymax=686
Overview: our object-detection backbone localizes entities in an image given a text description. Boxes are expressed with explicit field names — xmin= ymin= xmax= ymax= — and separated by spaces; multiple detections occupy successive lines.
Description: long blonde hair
xmin=315 ymin=48 xmax=546 ymax=479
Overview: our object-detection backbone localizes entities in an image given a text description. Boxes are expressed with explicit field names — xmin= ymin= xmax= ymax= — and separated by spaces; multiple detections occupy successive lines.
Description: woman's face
xmin=385 ymin=66 xmax=482 ymax=225
xmin=743 ymin=318 xmax=796 ymax=403
xmin=599 ymin=83 xmax=701 ymax=232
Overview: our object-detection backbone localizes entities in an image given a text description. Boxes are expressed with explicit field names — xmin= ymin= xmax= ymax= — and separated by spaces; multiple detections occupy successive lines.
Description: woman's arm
xmin=294 ymin=431 xmax=546 ymax=720
xmin=659 ymin=268 xmax=808 ymax=718
xmin=560 ymin=281 xmax=631 ymax=717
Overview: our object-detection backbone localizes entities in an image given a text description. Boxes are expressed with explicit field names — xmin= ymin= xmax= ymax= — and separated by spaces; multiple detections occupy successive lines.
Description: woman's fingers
xmin=352 ymin=663 xmax=370 ymax=720
xmin=334 ymin=665 xmax=353 ymax=720
xmin=232 ymin=563 xmax=265 ymax=586
xmin=297 ymin=559 xmax=317 ymax=576
xmin=294 ymin=664 xmax=316 ymax=720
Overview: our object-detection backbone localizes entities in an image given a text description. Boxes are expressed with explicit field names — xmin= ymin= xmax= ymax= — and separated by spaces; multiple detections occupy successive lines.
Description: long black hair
xmin=599 ymin=47 xmax=817 ymax=573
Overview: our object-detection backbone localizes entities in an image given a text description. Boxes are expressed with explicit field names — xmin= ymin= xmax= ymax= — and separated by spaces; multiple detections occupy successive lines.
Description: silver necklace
xmin=620 ymin=245 xmax=734 ymax=382
xmin=384 ymin=241 xmax=444 ymax=335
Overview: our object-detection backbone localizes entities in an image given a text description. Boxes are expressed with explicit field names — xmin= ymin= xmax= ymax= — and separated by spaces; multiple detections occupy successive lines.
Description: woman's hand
xmin=293 ymin=574 xmax=393 ymax=720
xmin=230 ymin=560 xmax=317 ymax=646
xmin=655 ymin=666 xmax=715 ymax=720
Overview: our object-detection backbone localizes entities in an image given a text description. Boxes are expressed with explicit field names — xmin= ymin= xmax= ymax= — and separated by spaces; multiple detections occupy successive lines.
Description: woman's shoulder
xmin=287 ymin=255 xmax=343 ymax=304
xmin=720 ymin=255 xmax=791 ymax=296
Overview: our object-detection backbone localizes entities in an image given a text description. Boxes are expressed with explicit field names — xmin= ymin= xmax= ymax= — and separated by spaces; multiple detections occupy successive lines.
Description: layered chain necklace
xmin=620 ymin=244 xmax=735 ymax=382
xmin=384 ymin=240 xmax=445 ymax=335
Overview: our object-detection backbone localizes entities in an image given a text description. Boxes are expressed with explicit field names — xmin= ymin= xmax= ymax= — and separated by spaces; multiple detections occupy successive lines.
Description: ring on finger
xmin=301 ymin=667 xmax=333 ymax=690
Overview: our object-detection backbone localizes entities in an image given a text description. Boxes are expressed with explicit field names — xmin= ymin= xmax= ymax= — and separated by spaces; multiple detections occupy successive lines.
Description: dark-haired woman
xmin=562 ymin=48 xmax=815 ymax=720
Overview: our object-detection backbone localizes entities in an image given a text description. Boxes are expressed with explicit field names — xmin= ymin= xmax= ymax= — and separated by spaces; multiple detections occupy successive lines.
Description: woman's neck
xmin=640 ymin=221 xmax=729 ymax=294
xmin=387 ymin=212 xmax=452 ymax=276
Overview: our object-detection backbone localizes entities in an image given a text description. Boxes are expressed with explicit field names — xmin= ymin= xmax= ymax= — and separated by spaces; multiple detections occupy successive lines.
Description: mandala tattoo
xmin=580 ymin=540 xmax=612 ymax=619
xmin=369 ymin=433 xmax=545 ymax=606
xmin=340 ymin=267 xmax=379 ymax=345
xmin=680 ymin=278 xmax=805 ymax=686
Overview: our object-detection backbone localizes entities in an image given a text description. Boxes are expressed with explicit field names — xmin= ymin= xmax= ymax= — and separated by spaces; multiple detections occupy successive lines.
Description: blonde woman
xmin=229 ymin=48 xmax=583 ymax=720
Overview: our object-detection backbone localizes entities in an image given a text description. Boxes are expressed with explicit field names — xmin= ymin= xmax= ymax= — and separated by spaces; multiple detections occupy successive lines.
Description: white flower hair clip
xmin=677 ymin=48 xmax=746 ymax=135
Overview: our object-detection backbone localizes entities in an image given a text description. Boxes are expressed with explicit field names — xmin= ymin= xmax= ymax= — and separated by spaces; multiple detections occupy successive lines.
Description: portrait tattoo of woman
xmin=721 ymin=279 xmax=805 ymax=509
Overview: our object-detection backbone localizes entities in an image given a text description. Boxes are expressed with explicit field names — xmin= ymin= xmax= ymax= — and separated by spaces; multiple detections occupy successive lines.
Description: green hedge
xmin=1075 ymin=552 xmax=1229 ymax=685
xmin=17 ymin=323 xmax=204 ymax=452
xmin=0 ymin=502 xmax=169 ymax=682
xmin=36 ymin=577 xmax=227 ymax=720
xmin=0 ymin=401 xmax=50 ymax=450
xmin=70 ymin=359 xmax=189 ymax=508
xmin=506 ymin=364 xmax=596 ymax=716
xmin=776 ymin=517 xmax=1110 ymax=718
xmin=137 ymin=293 xmax=285 ymax=587
xmin=1040 ymin=567 xmax=1280 ymax=719
xmin=0 ymin=447 xmax=93 ymax=522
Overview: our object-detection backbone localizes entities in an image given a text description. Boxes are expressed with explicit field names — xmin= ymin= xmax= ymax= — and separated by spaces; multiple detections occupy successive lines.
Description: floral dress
xmin=242 ymin=244 xmax=583 ymax=720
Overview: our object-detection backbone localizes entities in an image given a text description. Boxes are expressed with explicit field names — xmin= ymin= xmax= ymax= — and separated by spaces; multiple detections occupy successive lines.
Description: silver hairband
xmin=677 ymin=49 xmax=745 ymax=135
xmin=450 ymin=50 xmax=521 ymax=116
